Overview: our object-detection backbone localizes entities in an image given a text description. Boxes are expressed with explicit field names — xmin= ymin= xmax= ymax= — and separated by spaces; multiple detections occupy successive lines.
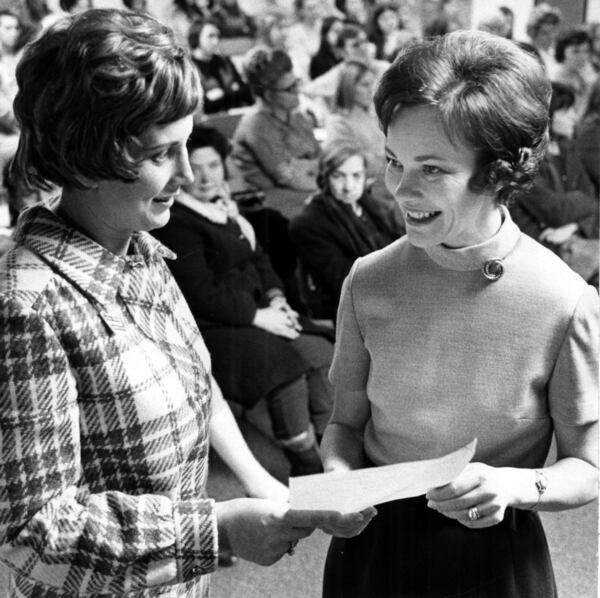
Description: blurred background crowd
xmin=0 ymin=0 xmax=597 ymax=479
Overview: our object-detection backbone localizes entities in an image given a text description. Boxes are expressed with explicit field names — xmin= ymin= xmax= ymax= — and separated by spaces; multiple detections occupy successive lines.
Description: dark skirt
xmin=323 ymin=496 xmax=557 ymax=598
xmin=201 ymin=326 xmax=313 ymax=407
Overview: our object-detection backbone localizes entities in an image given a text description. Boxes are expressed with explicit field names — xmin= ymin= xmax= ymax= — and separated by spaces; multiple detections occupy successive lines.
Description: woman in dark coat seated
xmin=289 ymin=143 xmax=404 ymax=319
xmin=153 ymin=125 xmax=333 ymax=476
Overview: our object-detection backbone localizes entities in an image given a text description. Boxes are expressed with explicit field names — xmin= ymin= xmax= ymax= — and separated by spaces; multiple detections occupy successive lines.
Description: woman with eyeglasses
xmin=230 ymin=46 xmax=321 ymax=215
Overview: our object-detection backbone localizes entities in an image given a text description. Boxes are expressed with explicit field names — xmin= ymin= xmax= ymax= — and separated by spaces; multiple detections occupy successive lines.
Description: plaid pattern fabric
xmin=0 ymin=205 xmax=218 ymax=597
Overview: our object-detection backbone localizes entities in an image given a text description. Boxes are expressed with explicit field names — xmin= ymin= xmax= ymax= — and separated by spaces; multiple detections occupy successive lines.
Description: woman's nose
xmin=177 ymin=153 xmax=195 ymax=187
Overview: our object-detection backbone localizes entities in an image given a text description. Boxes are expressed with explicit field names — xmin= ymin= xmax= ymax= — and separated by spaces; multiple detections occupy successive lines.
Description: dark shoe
xmin=284 ymin=444 xmax=324 ymax=477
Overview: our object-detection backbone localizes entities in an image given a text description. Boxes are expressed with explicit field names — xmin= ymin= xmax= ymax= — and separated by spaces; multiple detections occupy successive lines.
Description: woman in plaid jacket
xmin=0 ymin=9 xmax=373 ymax=597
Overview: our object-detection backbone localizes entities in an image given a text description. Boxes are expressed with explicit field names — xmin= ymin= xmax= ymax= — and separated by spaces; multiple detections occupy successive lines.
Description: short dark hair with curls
xmin=555 ymin=27 xmax=592 ymax=63
xmin=242 ymin=45 xmax=293 ymax=98
xmin=12 ymin=8 xmax=201 ymax=190
xmin=373 ymin=31 xmax=551 ymax=204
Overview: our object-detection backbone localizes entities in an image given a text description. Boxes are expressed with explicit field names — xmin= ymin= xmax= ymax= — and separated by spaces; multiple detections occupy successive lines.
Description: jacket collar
xmin=14 ymin=202 xmax=175 ymax=309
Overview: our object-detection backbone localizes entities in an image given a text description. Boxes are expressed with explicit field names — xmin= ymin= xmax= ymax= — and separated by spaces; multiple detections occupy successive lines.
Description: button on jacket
xmin=0 ymin=205 xmax=217 ymax=597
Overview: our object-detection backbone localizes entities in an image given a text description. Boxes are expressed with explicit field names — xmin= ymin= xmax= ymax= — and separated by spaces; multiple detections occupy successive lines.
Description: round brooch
xmin=482 ymin=258 xmax=504 ymax=281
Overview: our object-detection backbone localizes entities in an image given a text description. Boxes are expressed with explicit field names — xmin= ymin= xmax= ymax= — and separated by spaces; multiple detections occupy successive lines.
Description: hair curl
xmin=12 ymin=8 xmax=201 ymax=190
xmin=373 ymin=31 xmax=551 ymax=204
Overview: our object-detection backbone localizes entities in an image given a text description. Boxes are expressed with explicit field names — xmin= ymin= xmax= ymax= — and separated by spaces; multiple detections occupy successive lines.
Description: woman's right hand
xmin=253 ymin=307 xmax=300 ymax=339
xmin=215 ymin=498 xmax=313 ymax=565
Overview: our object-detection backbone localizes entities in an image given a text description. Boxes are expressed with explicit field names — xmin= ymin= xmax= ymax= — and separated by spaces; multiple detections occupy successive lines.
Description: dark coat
xmin=510 ymin=139 xmax=599 ymax=242
xmin=289 ymin=190 xmax=404 ymax=318
xmin=153 ymin=202 xmax=308 ymax=405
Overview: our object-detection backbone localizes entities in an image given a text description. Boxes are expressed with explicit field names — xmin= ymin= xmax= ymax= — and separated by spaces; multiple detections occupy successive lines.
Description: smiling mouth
xmin=154 ymin=191 xmax=179 ymax=203
xmin=405 ymin=210 xmax=441 ymax=223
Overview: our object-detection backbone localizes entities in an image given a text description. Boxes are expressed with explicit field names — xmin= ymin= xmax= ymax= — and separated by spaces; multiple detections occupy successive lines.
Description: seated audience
xmin=368 ymin=2 xmax=414 ymax=62
xmin=189 ymin=18 xmax=253 ymax=114
xmin=165 ymin=0 xmax=213 ymax=47
xmin=302 ymin=23 xmax=389 ymax=109
xmin=525 ymin=2 xmax=562 ymax=78
xmin=511 ymin=82 xmax=598 ymax=284
xmin=211 ymin=0 xmax=256 ymax=38
xmin=310 ymin=15 xmax=343 ymax=79
xmin=324 ymin=59 xmax=391 ymax=202
xmin=575 ymin=75 xmax=600 ymax=194
xmin=230 ymin=45 xmax=321 ymax=214
xmin=153 ymin=125 xmax=335 ymax=476
xmin=290 ymin=143 xmax=404 ymax=319
xmin=553 ymin=27 xmax=596 ymax=119
xmin=255 ymin=10 xmax=291 ymax=50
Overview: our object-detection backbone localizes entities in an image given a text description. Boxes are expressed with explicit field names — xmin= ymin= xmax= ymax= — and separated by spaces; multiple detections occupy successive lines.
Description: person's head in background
xmin=184 ymin=125 xmax=231 ymax=202
xmin=337 ymin=23 xmax=371 ymax=62
xmin=526 ymin=3 xmax=561 ymax=51
xmin=548 ymin=81 xmax=577 ymax=140
xmin=340 ymin=0 xmax=370 ymax=27
xmin=317 ymin=142 xmax=368 ymax=208
xmin=59 ymin=0 xmax=92 ymax=14
xmin=188 ymin=18 xmax=221 ymax=59
xmin=11 ymin=9 xmax=201 ymax=252
xmin=0 ymin=10 xmax=21 ymax=54
xmin=294 ymin=0 xmax=325 ymax=25
xmin=243 ymin=45 xmax=300 ymax=114
xmin=334 ymin=59 xmax=376 ymax=112
xmin=555 ymin=27 xmax=592 ymax=73
xmin=498 ymin=6 xmax=514 ymax=39
xmin=173 ymin=0 xmax=213 ymax=19
xmin=255 ymin=11 xmax=291 ymax=50
xmin=476 ymin=8 xmax=511 ymax=38
xmin=374 ymin=30 xmax=551 ymax=248
xmin=318 ymin=15 xmax=344 ymax=53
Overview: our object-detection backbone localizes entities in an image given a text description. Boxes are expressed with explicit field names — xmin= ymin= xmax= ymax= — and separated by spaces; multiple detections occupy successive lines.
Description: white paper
xmin=289 ymin=439 xmax=477 ymax=513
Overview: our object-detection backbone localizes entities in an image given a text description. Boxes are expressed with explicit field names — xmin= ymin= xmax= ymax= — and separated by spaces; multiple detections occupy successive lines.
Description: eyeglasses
xmin=267 ymin=78 xmax=301 ymax=94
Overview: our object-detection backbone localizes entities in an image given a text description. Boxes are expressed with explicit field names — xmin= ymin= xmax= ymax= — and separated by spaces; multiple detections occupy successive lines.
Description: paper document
xmin=289 ymin=439 xmax=477 ymax=513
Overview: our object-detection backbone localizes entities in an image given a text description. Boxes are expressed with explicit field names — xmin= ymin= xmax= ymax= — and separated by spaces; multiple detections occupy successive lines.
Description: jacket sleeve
xmin=0 ymin=297 xmax=217 ymax=595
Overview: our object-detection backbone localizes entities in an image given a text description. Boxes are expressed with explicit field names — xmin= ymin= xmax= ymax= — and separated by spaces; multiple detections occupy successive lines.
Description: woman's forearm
xmin=321 ymin=422 xmax=367 ymax=473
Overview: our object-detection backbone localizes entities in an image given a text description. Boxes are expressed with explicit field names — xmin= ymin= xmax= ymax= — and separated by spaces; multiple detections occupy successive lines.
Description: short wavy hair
xmin=13 ymin=8 xmax=201 ymax=190
xmin=555 ymin=27 xmax=592 ymax=63
xmin=334 ymin=60 xmax=374 ymax=111
xmin=374 ymin=31 xmax=551 ymax=204
xmin=242 ymin=45 xmax=293 ymax=98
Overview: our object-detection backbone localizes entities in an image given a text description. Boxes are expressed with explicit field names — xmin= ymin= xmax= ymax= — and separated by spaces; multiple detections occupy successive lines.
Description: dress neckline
xmin=424 ymin=206 xmax=521 ymax=272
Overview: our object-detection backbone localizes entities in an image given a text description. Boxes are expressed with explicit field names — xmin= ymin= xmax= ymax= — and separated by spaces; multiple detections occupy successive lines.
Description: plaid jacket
xmin=0 ymin=205 xmax=217 ymax=597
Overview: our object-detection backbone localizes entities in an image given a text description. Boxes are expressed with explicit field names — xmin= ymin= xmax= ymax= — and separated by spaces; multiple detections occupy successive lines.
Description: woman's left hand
xmin=426 ymin=463 xmax=515 ymax=528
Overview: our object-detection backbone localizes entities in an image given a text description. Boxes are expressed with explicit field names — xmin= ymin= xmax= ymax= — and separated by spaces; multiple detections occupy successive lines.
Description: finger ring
xmin=287 ymin=541 xmax=298 ymax=556
xmin=467 ymin=506 xmax=480 ymax=521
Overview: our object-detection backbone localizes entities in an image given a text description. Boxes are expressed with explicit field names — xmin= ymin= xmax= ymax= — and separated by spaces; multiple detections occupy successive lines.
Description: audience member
xmin=423 ymin=0 xmax=463 ymax=38
xmin=575 ymin=75 xmax=600 ymax=194
xmin=290 ymin=143 xmax=403 ymax=318
xmin=309 ymin=15 xmax=343 ymax=79
xmin=230 ymin=46 xmax=321 ymax=214
xmin=0 ymin=9 xmax=375 ymax=595
xmin=255 ymin=9 xmax=291 ymax=49
xmin=165 ymin=0 xmax=213 ymax=47
xmin=211 ymin=0 xmax=256 ymax=38
xmin=153 ymin=124 xmax=336 ymax=477
xmin=476 ymin=7 xmax=512 ymax=38
xmin=302 ymin=23 xmax=389 ymax=109
xmin=0 ymin=10 xmax=22 ymax=175
xmin=286 ymin=0 xmax=327 ymax=81
xmin=525 ymin=2 xmax=562 ymax=78
xmin=553 ymin=27 xmax=596 ymax=119
xmin=368 ymin=2 xmax=413 ymax=62
xmin=339 ymin=0 xmax=370 ymax=28
xmin=188 ymin=18 xmax=253 ymax=114
xmin=511 ymin=82 xmax=598 ymax=284
xmin=498 ymin=5 xmax=514 ymax=39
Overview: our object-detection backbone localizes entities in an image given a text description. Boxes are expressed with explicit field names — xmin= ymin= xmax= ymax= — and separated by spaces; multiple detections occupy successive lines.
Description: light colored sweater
xmin=331 ymin=211 xmax=599 ymax=468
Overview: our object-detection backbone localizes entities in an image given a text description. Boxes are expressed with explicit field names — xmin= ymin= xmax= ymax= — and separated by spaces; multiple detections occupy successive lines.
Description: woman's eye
xmin=150 ymin=150 xmax=170 ymax=164
xmin=422 ymin=164 xmax=443 ymax=175
xmin=385 ymin=155 xmax=401 ymax=169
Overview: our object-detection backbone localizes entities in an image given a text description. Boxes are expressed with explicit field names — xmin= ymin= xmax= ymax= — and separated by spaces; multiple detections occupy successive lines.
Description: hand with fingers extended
xmin=252 ymin=306 xmax=301 ymax=339
xmin=286 ymin=507 xmax=378 ymax=538
xmin=215 ymin=498 xmax=314 ymax=565
xmin=426 ymin=463 xmax=516 ymax=529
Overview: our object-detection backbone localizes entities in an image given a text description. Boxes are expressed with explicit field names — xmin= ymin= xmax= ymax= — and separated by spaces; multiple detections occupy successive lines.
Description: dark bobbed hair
xmin=187 ymin=124 xmax=230 ymax=162
xmin=526 ymin=3 xmax=561 ymax=40
xmin=12 ymin=8 xmax=201 ymax=191
xmin=316 ymin=142 xmax=367 ymax=194
xmin=554 ymin=27 xmax=592 ymax=63
xmin=319 ymin=15 xmax=341 ymax=48
xmin=243 ymin=45 xmax=293 ymax=98
xmin=188 ymin=17 xmax=220 ymax=50
xmin=373 ymin=31 xmax=551 ymax=204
